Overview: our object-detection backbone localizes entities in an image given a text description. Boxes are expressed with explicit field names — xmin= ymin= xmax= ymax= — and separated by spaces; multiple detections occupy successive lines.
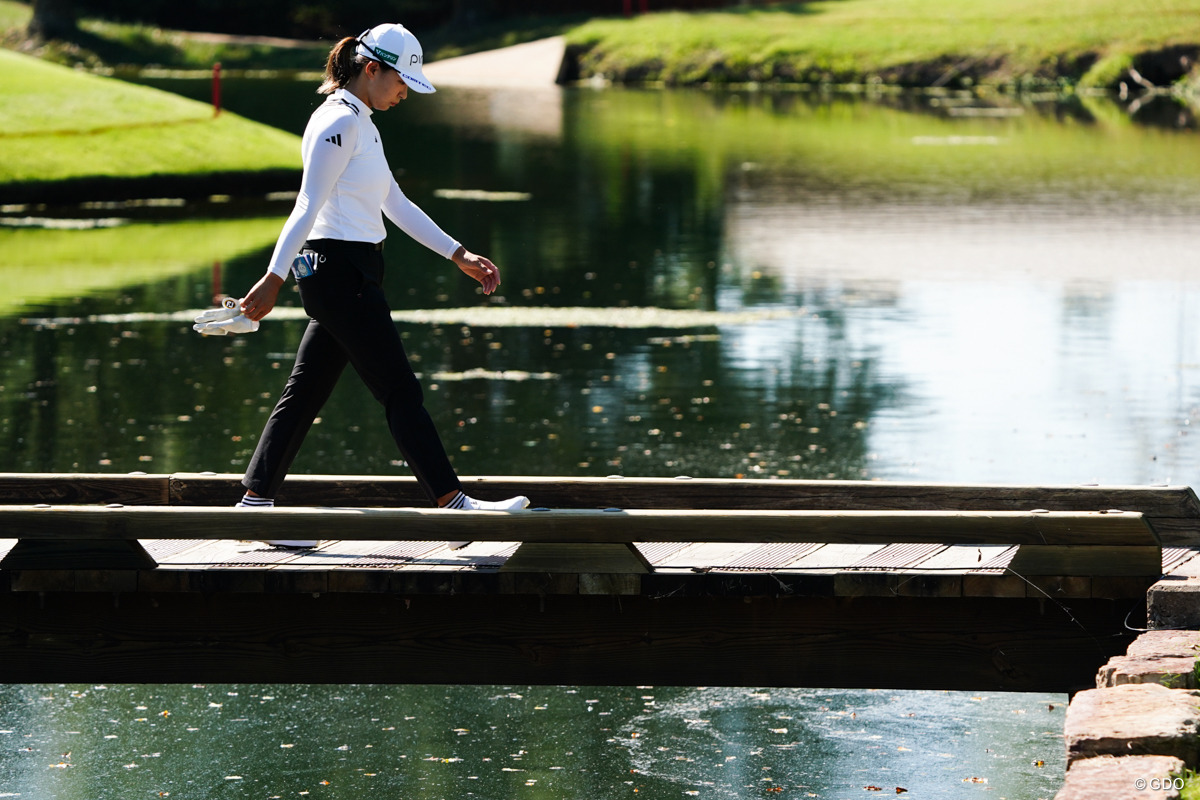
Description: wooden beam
xmin=0 ymin=505 xmax=1159 ymax=546
xmin=163 ymin=472 xmax=1199 ymax=511
xmin=0 ymin=473 xmax=170 ymax=505
xmin=0 ymin=590 xmax=1140 ymax=691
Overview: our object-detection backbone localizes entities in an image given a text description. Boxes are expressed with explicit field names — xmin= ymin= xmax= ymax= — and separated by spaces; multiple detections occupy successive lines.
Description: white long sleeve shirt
xmin=265 ymin=88 xmax=460 ymax=279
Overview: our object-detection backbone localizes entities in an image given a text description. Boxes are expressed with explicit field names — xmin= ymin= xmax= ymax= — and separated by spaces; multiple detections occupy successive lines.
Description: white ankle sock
xmin=236 ymin=493 xmax=274 ymax=508
xmin=444 ymin=491 xmax=530 ymax=511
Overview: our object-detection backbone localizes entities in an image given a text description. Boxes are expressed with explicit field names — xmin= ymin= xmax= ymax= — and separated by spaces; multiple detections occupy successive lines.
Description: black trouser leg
xmin=242 ymin=318 xmax=346 ymax=498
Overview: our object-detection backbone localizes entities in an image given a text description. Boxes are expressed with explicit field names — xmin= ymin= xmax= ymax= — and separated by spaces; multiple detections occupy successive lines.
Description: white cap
xmin=355 ymin=23 xmax=435 ymax=94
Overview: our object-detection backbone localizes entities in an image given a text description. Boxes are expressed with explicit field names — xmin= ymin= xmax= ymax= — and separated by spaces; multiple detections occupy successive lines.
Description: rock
xmin=1064 ymin=684 xmax=1200 ymax=765
xmin=1055 ymin=755 xmax=1186 ymax=800
xmin=1147 ymin=559 xmax=1200 ymax=630
xmin=1126 ymin=630 xmax=1200 ymax=659
xmin=1097 ymin=655 xmax=1197 ymax=689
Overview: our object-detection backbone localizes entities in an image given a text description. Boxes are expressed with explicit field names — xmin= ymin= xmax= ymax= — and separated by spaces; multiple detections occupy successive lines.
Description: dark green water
xmin=4 ymin=80 xmax=1200 ymax=798
xmin=1 ymin=684 xmax=1064 ymax=798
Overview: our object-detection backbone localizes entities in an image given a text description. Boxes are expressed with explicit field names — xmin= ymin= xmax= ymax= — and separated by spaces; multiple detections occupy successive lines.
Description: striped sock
xmin=236 ymin=493 xmax=274 ymax=508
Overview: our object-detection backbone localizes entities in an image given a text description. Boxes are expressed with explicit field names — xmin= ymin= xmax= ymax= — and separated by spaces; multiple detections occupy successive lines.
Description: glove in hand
xmin=193 ymin=298 xmax=260 ymax=336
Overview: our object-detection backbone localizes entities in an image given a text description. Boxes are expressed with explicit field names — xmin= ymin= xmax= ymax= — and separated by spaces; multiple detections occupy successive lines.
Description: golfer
xmin=234 ymin=23 xmax=528 ymax=546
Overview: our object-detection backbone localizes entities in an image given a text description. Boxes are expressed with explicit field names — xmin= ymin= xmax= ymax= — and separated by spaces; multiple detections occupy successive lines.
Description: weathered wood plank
xmin=0 ymin=506 xmax=1161 ymax=546
xmin=0 ymin=473 xmax=171 ymax=505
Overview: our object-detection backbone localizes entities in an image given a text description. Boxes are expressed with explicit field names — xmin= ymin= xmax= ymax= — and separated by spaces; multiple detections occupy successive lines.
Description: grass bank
xmin=564 ymin=0 xmax=1200 ymax=91
xmin=0 ymin=47 xmax=300 ymax=200
xmin=10 ymin=0 xmax=1198 ymax=92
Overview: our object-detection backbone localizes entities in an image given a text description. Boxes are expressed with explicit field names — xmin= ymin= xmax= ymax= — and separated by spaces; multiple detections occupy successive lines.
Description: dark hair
xmin=318 ymin=36 xmax=370 ymax=94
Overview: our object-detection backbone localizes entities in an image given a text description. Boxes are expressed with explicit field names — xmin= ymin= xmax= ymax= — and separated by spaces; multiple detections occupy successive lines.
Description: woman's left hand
xmin=453 ymin=247 xmax=501 ymax=295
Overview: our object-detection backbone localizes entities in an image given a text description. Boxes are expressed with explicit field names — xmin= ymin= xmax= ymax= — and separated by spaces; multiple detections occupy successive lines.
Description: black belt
xmin=305 ymin=238 xmax=384 ymax=252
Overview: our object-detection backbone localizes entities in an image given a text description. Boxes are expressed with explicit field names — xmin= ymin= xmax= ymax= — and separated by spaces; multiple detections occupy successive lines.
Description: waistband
xmin=304 ymin=238 xmax=384 ymax=252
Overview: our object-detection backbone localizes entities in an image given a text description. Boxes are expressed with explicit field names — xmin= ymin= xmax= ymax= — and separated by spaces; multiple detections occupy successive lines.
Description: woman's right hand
xmin=240 ymin=273 xmax=285 ymax=321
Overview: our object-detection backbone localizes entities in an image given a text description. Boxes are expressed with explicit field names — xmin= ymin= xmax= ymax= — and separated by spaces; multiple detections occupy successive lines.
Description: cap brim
xmin=399 ymin=68 xmax=436 ymax=94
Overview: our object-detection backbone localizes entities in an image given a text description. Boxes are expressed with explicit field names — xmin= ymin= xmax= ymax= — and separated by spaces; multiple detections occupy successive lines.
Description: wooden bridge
xmin=1 ymin=473 xmax=1196 ymax=691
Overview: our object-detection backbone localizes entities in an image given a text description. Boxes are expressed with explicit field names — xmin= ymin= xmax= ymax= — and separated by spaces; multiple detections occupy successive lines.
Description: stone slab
xmin=1097 ymin=655 xmax=1197 ymax=689
xmin=1055 ymin=755 xmax=1186 ymax=800
xmin=1147 ymin=575 xmax=1200 ymax=630
xmin=1127 ymin=630 xmax=1200 ymax=659
xmin=1064 ymin=684 xmax=1200 ymax=766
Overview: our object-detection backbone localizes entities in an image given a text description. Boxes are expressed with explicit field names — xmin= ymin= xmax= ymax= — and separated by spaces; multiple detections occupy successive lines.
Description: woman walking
xmin=234 ymin=23 xmax=528 ymax=547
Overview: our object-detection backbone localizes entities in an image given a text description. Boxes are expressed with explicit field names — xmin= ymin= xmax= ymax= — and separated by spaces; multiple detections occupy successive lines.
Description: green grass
xmin=0 ymin=0 xmax=25 ymax=31
xmin=566 ymin=0 xmax=1200 ymax=87
xmin=1 ymin=0 xmax=326 ymax=72
xmin=1181 ymin=770 xmax=1200 ymax=800
xmin=0 ymin=47 xmax=300 ymax=186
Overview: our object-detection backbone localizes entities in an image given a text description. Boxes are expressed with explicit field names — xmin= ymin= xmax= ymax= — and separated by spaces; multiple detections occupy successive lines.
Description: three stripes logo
xmin=324 ymin=133 xmax=342 ymax=147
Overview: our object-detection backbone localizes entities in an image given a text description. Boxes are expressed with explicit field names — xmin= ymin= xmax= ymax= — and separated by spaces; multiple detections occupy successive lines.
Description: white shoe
xmin=443 ymin=493 xmax=530 ymax=550
xmin=444 ymin=493 xmax=531 ymax=511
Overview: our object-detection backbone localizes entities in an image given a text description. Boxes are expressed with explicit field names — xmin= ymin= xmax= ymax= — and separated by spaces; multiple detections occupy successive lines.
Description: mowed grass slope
xmin=566 ymin=0 xmax=1200 ymax=86
xmin=0 ymin=48 xmax=300 ymax=186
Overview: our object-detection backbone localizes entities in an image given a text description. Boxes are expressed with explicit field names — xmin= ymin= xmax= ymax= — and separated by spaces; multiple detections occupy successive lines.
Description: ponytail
xmin=317 ymin=37 xmax=368 ymax=94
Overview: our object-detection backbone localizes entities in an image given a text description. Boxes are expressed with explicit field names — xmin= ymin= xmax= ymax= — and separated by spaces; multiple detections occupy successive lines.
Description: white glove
xmin=193 ymin=298 xmax=260 ymax=336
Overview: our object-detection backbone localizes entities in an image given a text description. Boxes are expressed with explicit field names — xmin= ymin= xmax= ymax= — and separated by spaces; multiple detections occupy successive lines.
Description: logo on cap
xmin=373 ymin=47 xmax=400 ymax=65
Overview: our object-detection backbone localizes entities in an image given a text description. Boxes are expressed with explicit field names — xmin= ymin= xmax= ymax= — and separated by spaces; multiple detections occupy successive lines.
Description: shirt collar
xmin=331 ymin=87 xmax=372 ymax=118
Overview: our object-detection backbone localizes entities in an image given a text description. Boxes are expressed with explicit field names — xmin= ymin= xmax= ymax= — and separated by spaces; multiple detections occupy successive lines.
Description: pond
xmin=3 ymin=79 xmax=1199 ymax=798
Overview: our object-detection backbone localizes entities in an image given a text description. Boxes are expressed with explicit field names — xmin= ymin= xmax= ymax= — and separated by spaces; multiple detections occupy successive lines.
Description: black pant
xmin=242 ymin=239 xmax=462 ymax=503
